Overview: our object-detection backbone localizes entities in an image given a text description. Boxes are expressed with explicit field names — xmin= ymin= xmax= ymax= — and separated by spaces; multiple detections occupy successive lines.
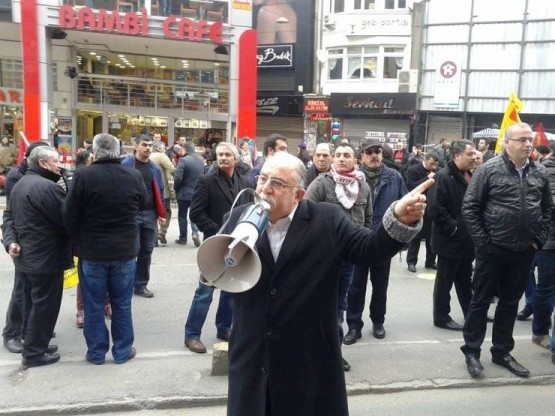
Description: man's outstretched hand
xmin=394 ymin=179 xmax=435 ymax=226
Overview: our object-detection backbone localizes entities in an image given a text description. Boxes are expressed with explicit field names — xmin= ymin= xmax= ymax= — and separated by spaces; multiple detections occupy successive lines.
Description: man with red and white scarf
xmin=305 ymin=143 xmax=372 ymax=372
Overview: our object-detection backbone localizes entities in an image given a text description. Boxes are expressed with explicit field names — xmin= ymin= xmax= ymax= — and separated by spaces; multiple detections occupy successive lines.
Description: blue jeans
xmin=135 ymin=209 xmax=158 ymax=290
xmin=532 ymin=250 xmax=555 ymax=336
xmin=80 ymin=259 xmax=136 ymax=364
xmin=337 ymin=262 xmax=355 ymax=343
xmin=185 ymin=282 xmax=232 ymax=340
xmin=177 ymin=199 xmax=199 ymax=242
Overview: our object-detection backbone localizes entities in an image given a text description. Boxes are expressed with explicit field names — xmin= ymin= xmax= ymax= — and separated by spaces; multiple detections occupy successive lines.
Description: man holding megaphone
xmin=213 ymin=152 xmax=432 ymax=416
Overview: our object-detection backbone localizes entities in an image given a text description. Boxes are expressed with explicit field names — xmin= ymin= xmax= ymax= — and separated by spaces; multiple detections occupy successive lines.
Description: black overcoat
xmin=225 ymin=200 xmax=406 ymax=416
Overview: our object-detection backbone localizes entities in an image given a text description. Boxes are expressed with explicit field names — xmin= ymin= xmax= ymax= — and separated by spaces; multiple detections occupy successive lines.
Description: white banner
xmin=433 ymin=56 xmax=462 ymax=109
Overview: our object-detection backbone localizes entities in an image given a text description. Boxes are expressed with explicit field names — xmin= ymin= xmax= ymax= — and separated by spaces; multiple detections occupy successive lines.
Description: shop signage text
xmin=257 ymin=97 xmax=280 ymax=115
xmin=304 ymin=98 xmax=329 ymax=113
xmin=0 ymin=88 xmax=23 ymax=106
xmin=257 ymin=45 xmax=293 ymax=68
xmin=58 ymin=5 xmax=223 ymax=43
xmin=344 ymin=96 xmax=394 ymax=110
xmin=347 ymin=14 xmax=410 ymax=37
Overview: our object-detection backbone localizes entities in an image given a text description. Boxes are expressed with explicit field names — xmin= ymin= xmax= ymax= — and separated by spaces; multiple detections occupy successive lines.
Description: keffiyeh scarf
xmin=330 ymin=166 xmax=366 ymax=209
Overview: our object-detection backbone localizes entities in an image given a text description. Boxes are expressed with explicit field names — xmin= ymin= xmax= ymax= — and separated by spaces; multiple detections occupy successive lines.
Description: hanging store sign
xmin=0 ymin=88 xmax=23 ymax=106
xmin=257 ymin=45 xmax=293 ymax=68
xmin=304 ymin=97 xmax=329 ymax=114
xmin=330 ymin=93 xmax=415 ymax=115
xmin=433 ymin=56 xmax=462 ymax=109
xmin=58 ymin=5 xmax=223 ymax=43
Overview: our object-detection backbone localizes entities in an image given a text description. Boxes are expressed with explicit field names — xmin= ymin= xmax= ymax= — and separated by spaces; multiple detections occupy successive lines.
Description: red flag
xmin=16 ymin=137 xmax=28 ymax=165
xmin=534 ymin=122 xmax=549 ymax=147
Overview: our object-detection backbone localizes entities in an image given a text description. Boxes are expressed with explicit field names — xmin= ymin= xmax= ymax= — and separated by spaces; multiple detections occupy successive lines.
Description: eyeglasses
xmin=364 ymin=148 xmax=382 ymax=155
xmin=507 ymin=137 xmax=534 ymax=144
xmin=256 ymin=176 xmax=298 ymax=190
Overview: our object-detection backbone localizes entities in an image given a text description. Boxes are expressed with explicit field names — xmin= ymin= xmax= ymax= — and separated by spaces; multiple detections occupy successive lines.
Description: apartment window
xmin=0 ymin=59 xmax=23 ymax=89
xmin=327 ymin=46 xmax=405 ymax=81
xmin=328 ymin=49 xmax=343 ymax=80
xmin=386 ymin=0 xmax=407 ymax=9
xmin=383 ymin=47 xmax=404 ymax=79
xmin=332 ymin=0 xmax=344 ymax=13
xmin=355 ymin=0 xmax=376 ymax=10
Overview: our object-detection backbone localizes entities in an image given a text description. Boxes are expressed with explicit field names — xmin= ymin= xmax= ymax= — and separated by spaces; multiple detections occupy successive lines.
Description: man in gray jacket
xmin=174 ymin=143 xmax=204 ymax=246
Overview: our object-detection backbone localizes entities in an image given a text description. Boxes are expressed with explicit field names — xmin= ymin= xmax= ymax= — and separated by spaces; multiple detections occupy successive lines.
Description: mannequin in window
xmin=254 ymin=0 xmax=297 ymax=45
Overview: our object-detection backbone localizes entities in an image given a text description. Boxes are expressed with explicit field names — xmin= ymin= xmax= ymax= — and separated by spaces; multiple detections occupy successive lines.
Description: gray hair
xmin=314 ymin=143 xmax=333 ymax=155
xmin=152 ymin=140 xmax=165 ymax=152
xmin=216 ymin=142 xmax=240 ymax=160
xmin=28 ymin=146 xmax=58 ymax=165
xmin=93 ymin=133 xmax=120 ymax=160
xmin=262 ymin=152 xmax=307 ymax=188
xmin=505 ymin=122 xmax=532 ymax=139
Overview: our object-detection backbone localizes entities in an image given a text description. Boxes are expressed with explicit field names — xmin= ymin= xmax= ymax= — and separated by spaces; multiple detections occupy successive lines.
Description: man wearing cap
xmin=305 ymin=143 xmax=333 ymax=188
xmin=344 ymin=138 xmax=407 ymax=343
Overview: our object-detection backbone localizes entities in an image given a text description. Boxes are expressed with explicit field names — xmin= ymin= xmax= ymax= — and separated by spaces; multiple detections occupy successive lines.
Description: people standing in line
xmin=248 ymin=133 xmax=288 ymax=187
xmin=1 ymin=141 xmax=49 ymax=354
xmin=405 ymin=152 xmax=439 ymax=273
xmin=305 ymin=142 xmax=333 ymax=187
xmin=428 ymin=140 xmax=476 ymax=331
xmin=344 ymin=138 xmax=407 ymax=343
xmin=223 ymin=152 xmax=430 ymax=416
xmin=184 ymin=142 xmax=252 ymax=354
xmin=477 ymin=138 xmax=495 ymax=162
xmin=461 ymin=122 xmax=552 ymax=378
xmin=174 ymin=143 xmax=205 ymax=247
xmin=149 ymin=140 xmax=175 ymax=247
xmin=305 ymin=143 xmax=372 ymax=371
xmin=64 ymin=134 xmax=147 ymax=365
xmin=1 ymin=146 xmax=72 ymax=368
xmin=121 ymin=134 xmax=166 ymax=299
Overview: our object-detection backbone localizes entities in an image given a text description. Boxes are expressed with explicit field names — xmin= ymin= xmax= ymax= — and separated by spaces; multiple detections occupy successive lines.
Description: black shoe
xmin=134 ymin=287 xmax=154 ymax=298
xmin=343 ymin=329 xmax=362 ymax=345
xmin=465 ymin=354 xmax=484 ymax=378
xmin=373 ymin=323 xmax=386 ymax=339
xmin=408 ymin=264 xmax=417 ymax=273
xmin=516 ymin=306 xmax=532 ymax=321
xmin=435 ymin=320 xmax=464 ymax=331
xmin=4 ymin=338 xmax=23 ymax=353
xmin=22 ymin=353 xmax=61 ymax=368
xmin=492 ymin=354 xmax=530 ymax=377
xmin=46 ymin=344 xmax=58 ymax=353
xmin=216 ymin=330 xmax=231 ymax=342
xmin=342 ymin=358 xmax=351 ymax=372
xmin=158 ymin=236 xmax=167 ymax=246
xmin=425 ymin=263 xmax=438 ymax=270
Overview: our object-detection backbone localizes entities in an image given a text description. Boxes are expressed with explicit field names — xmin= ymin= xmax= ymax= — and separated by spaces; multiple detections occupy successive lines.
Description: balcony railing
xmin=76 ymin=76 xmax=229 ymax=114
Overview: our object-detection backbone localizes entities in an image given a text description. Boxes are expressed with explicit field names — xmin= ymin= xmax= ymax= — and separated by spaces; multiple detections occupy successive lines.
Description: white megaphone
xmin=197 ymin=198 xmax=270 ymax=293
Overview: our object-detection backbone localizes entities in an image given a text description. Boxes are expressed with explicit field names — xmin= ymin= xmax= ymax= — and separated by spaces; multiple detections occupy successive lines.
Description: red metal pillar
xmin=237 ymin=29 xmax=257 ymax=140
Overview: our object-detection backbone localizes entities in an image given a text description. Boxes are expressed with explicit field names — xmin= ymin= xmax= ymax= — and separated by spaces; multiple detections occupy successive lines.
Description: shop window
xmin=383 ymin=47 xmax=404 ymax=79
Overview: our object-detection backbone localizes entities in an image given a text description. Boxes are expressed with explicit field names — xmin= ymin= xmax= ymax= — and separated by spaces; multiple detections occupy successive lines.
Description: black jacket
xmin=63 ymin=158 xmax=148 ymax=261
xmin=462 ymin=152 xmax=552 ymax=252
xmin=189 ymin=168 xmax=252 ymax=238
xmin=541 ymin=155 xmax=555 ymax=250
xmin=406 ymin=162 xmax=434 ymax=239
xmin=304 ymin=164 xmax=327 ymax=188
xmin=428 ymin=160 xmax=474 ymax=259
xmin=2 ymin=165 xmax=72 ymax=274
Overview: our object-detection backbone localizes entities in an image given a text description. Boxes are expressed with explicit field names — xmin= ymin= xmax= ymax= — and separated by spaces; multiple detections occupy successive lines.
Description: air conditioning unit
xmin=398 ymin=69 xmax=418 ymax=93
xmin=323 ymin=14 xmax=336 ymax=29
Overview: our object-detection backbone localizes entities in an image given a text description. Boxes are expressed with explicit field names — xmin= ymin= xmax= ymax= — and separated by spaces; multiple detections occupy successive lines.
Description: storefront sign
xmin=330 ymin=93 xmax=415 ymax=115
xmin=257 ymin=45 xmax=293 ymax=68
xmin=365 ymin=131 xmax=385 ymax=138
xmin=58 ymin=5 xmax=223 ymax=43
xmin=304 ymin=97 xmax=329 ymax=114
xmin=257 ymin=96 xmax=302 ymax=116
xmin=310 ymin=113 xmax=329 ymax=121
xmin=232 ymin=0 xmax=252 ymax=11
xmin=347 ymin=14 xmax=410 ymax=37
xmin=433 ymin=56 xmax=462 ymax=109
xmin=0 ymin=88 xmax=23 ymax=106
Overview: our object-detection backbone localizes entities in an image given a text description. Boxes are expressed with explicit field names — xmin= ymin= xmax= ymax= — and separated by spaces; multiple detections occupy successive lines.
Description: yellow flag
xmin=495 ymin=93 xmax=524 ymax=153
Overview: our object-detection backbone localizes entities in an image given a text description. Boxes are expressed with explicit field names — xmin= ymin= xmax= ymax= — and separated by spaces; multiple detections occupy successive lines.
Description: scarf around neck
xmin=330 ymin=166 xmax=366 ymax=209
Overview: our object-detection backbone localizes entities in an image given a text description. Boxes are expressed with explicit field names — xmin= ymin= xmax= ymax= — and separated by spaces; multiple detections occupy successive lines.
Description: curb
xmin=2 ymin=375 xmax=554 ymax=415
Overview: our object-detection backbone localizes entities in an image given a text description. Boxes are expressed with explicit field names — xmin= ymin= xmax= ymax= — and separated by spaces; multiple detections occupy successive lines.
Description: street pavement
xmin=0 ymin=198 xmax=554 ymax=415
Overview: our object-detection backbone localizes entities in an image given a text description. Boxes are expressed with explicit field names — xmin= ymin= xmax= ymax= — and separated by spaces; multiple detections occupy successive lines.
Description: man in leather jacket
xmin=461 ymin=122 xmax=552 ymax=378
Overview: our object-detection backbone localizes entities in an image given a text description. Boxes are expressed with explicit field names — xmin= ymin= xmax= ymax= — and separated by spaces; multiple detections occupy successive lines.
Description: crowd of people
xmin=1 ymin=124 xmax=554 ymax=415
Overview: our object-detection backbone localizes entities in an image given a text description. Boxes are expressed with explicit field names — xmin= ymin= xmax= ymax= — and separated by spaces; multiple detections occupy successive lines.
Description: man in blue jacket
xmin=344 ymin=138 xmax=407 ymax=343
xmin=122 ymin=134 xmax=166 ymax=298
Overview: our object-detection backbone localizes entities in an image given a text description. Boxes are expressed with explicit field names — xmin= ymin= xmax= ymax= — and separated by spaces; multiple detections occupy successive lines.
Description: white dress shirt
xmin=265 ymin=204 xmax=298 ymax=262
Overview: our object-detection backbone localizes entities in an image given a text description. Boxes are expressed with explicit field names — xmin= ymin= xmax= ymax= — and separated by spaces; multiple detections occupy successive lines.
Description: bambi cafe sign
xmin=58 ymin=5 xmax=223 ymax=43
